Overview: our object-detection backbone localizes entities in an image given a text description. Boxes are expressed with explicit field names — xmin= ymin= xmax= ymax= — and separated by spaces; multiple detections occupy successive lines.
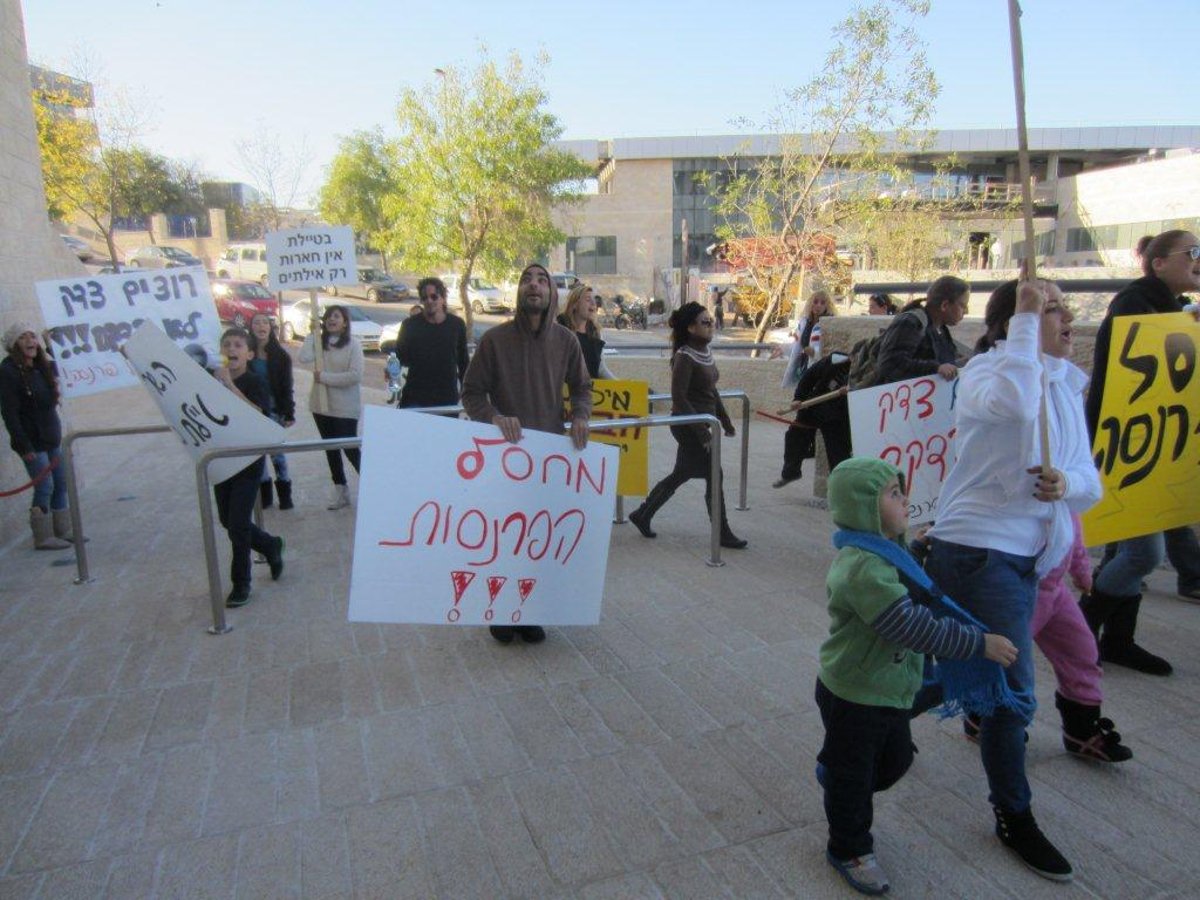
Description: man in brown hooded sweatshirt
xmin=462 ymin=262 xmax=593 ymax=644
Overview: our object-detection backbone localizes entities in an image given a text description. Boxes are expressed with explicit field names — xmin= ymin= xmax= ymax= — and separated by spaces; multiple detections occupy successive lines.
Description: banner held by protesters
xmin=349 ymin=407 xmax=618 ymax=626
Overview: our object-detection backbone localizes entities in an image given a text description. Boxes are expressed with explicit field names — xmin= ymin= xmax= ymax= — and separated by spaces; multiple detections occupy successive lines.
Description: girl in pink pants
xmin=969 ymin=514 xmax=1132 ymax=763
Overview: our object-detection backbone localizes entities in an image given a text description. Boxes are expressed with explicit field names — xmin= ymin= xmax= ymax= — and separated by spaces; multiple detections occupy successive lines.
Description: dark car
xmin=211 ymin=279 xmax=279 ymax=327
xmin=328 ymin=267 xmax=411 ymax=303
xmin=125 ymin=245 xmax=204 ymax=269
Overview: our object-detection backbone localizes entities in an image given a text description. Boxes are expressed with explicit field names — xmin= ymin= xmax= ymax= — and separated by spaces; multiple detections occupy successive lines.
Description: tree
xmin=853 ymin=195 xmax=953 ymax=284
xmin=318 ymin=129 xmax=398 ymax=271
xmin=708 ymin=0 xmax=939 ymax=348
xmin=235 ymin=124 xmax=314 ymax=234
xmin=382 ymin=50 xmax=592 ymax=329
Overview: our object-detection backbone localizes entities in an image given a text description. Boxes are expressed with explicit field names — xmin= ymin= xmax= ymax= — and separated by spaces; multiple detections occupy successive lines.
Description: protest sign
xmin=123 ymin=322 xmax=286 ymax=485
xmin=349 ymin=407 xmax=619 ymax=626
xmin=1082 ymin=312 xmax=1199 ymax=546
xmin=567 ymin=378 xmax=649 ymax=497
xmin=35 ymin=266 xmax=221 ymax=398
xmin=848 ymin=374 xmax=959 ymax=525
xmin=265 ymin=226 xmax=356 ymax=291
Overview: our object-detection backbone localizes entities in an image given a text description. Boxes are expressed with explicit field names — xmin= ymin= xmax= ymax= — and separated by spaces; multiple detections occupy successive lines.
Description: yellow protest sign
xmin=566 ymin=379 xmax=649 ymax=496
xmin=1082 ymin=313 xmax=1200 ymax=546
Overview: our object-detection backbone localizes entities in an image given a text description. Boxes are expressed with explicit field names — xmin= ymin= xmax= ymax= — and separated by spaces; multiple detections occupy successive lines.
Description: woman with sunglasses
xmin=1081 ymin=230 xmax=1200 ymax=676
xmin=628 ymin=302 xmax=747 ymax=548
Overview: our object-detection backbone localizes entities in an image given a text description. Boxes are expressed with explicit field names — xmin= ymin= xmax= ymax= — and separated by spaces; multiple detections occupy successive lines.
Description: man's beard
xmin=518 ymin=292 xmax=549 ymax=314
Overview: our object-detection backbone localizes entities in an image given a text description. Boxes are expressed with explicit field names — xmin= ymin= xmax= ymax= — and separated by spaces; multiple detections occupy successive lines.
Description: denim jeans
xmin=261 ymin=413 xmax=289 ymax=483
xmin=1096 ymin=529 xmax=1200 ymax=596
xmin=815 ymin=678 xmax=914 ymax=859
xmin=23 ymin=447 xmax=67 ymax=512
xmin=926 ymin=537 xmax=1038 ymax=813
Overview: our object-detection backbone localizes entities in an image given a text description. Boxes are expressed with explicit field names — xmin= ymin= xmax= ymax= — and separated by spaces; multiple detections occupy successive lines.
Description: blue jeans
xmin=1096 ymin=529 xmax=1200 ymax=596
xmin=926 ymin=537 xmax=1038 ymax=813
xmin=23 ymin=447 xmax=67 ymax=512
xmin=261 ymin=413 xmax=289 ymax=483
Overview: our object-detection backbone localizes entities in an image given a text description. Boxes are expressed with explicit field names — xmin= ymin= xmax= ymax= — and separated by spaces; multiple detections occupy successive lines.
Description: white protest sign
xmin=265 ymin=226 xmax=356 ymax=291
xmin=848 ymin=374 xmax=959 ymax=525
xmin=123 ymin=321 xmax=286 ymax=485
xmin=35 ymin=266 xmax=221 ymax=398
xmin=349 ymin=407 xmax=619 ymax=626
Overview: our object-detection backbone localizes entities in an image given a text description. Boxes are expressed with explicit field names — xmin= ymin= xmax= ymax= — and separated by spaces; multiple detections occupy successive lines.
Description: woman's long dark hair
xmin=321 ymin=304 xmax=351 ymax=350
xmin=975 ymin=278 xmax=1058 ymax=354
xmin=7 ymin=333 xmax=59 ymax=402
xmin=1139 ymin=229 xmax=1193 ymax=278
xmin=668 ymin=301 xmax=706 ymax=355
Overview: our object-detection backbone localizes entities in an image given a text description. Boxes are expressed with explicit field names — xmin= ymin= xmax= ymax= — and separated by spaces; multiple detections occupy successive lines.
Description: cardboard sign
xmin=848 ymin=375 xmax=959 ymax=525
xmin=265 ymin=226 xmax=356 ymax=291
xmin=566 ymin=378 xmax=649 ymax=497
xmin=35 ymin=266 xmax=221 ymax=398
xmin=348 ymin=407 xmax=619 ymax=626
xmin=1082 ymin=313 xmax=1200 ymax=545
xmin=123 ymin=322 xmax=286 ymax=485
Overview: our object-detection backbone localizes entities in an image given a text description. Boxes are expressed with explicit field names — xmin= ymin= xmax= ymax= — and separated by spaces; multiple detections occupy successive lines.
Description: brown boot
xmin=30 ymin=508 xmax=70 ymax=550
xmin=51 ymin=508 xmax=81 ymax=543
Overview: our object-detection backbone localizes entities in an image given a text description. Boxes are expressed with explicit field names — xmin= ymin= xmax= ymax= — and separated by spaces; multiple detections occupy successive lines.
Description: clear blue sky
xmin=23 ymin=0 xmax=1200 ymax=204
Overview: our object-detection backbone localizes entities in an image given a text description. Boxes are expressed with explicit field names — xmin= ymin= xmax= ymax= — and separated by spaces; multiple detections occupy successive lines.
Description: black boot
xmin=719 ymin=521 xmax=748 ymax=550
xmin=629 ymin=481 xmax=675 ymax=538
xmin=993 ymin=806 xmax=1073 ymax=882
xmin=275 ymin=479 xmax=294 ymax=510
xmin=259 ymin=480 xmax=274 ymax=509
xmin=1078 ymin=588 xmax=1123 ymax=645
xmin=1055 ymin=693 xmax=1132 ymax=763
xmin=1099 ymin=595 xmax=1172 ymax=675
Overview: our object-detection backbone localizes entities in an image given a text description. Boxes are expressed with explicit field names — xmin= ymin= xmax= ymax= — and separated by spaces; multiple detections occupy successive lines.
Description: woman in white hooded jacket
xmin=925 ymin=278 xmax=1101 ymax=885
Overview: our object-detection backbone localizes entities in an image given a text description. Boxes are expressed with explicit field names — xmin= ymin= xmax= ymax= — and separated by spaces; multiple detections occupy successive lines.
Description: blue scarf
xmin=832 ymin=529 xmax=1037 ymax=723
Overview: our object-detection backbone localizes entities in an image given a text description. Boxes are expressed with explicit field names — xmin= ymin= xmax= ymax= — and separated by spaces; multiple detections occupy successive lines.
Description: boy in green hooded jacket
xmin=816 ymin=457 xmax=1016 ymax=895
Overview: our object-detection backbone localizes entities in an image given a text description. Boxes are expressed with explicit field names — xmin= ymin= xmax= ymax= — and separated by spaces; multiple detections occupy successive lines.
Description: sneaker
xmin=993 ymin=807 xmax=1073 ymax=882
xmin=826 ymin=850 xmax=890 ymax=895
xmin=488 ymin=625 xmax=516 ymax=644
xmin=518 ymin=625 xmax=546 ymax=644
xmin=225 ymin=584 xmax=252 ymax=608
xmin=267 ymin=536 xmax=285 ymax=581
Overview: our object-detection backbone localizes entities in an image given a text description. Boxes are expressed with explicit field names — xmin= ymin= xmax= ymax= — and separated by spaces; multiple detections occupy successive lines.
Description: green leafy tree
xmin=318 ymin=129 xmax=398 ymax=271
xmin=709 ymin=0 xmax=939 ymax=347
xmin=382 ymin=50 xmax=592 ymax=329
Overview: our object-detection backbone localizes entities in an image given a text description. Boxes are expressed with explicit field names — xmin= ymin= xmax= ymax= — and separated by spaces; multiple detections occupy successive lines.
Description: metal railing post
xmin=707 ymin=417 xmax=724 ymax=567
xmin=62 ymin=425 xmax=174 ymax=585
xmin=195 ymin=457 xmax=232 ymax=635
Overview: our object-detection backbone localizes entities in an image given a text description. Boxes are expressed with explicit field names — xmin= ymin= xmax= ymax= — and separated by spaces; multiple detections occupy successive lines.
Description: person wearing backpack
xmin=870 ymin=275 xmax=969 ymax=387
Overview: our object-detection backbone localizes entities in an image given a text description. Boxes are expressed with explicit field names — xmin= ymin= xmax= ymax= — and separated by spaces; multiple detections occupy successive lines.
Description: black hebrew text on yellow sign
xmin=1082 ymin=313 xmax=1199 ymax=546
xmin=564 ymin=379 xmax=649 ymax=497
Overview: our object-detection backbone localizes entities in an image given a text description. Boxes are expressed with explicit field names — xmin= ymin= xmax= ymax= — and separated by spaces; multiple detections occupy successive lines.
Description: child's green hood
xmin=827 ymin=456 xmax=905 ymax=536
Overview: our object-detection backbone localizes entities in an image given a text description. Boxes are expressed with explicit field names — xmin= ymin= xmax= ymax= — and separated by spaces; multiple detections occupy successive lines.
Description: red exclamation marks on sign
xmin=448 ymin=570 xmax=476 ymax=622
xmin=512 ymin=578 xmax=536 ymax=623
xmin=485 ymin=576 xmax=507 ymax=622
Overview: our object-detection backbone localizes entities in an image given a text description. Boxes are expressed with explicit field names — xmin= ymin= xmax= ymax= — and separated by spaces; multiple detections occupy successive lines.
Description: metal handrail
xmin=606 ymin=342 xmax=778 ymax=355
xmin=194 ymin=412 xmax=724 ymax=634
xmin=62 ymin=424 xmax=175 ymax=584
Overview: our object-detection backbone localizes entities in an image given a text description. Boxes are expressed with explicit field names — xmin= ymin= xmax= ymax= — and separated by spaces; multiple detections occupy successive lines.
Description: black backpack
xmin=847 ymin=307 xmax=929 ymax=390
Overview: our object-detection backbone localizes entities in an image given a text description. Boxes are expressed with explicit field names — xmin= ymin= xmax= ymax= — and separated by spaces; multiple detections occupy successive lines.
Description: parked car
xmin=442 ymin=274 xmax=510 ymax=314
xmin=211 ymin=279 xmax=279 ymax=327
xmin=328 ymin=267 xmax=411 ymax=303
xmin=216 ymin=242 xmax=270 ymax=285
xmin=280 ymin=298 xmax=383 ymax=352
xmin=551 ymin=272 xmax=578 ymax=294
xmin=60 ymin=234 xmax=95 ymax=262
xmin=125 ymin=245 xmax=203 ymax=269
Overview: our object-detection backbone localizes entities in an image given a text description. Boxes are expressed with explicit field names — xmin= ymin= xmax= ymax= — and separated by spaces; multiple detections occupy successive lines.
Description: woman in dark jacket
xmin=628 ymin=302 xmax=746 ymax=548
xmin=1081 ymin=229 xmax=1200 ymax=676
xmin=250 ymin=313 xmax=295 ymax=509
xmin=558 ymin=283 xmax=614 ymax=379
xmin=0 ymin=322 xmax=72 ymax=549
xmin=872 ymin=275 xmax=969 ymax=386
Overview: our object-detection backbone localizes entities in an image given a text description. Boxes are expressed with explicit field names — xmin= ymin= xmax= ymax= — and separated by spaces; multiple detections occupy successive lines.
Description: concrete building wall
xmin=550 ymin=158 xmax=673 ymax=300
xmin=1 ymin=0 xmax=90 ymax=547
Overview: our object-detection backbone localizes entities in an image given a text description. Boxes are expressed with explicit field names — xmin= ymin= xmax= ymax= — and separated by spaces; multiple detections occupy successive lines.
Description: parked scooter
xmin=612 ymin=295 xmax=647 ymax=330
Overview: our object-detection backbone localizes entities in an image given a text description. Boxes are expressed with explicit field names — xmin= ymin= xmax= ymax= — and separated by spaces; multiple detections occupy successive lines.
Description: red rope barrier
xmin=0 ymin=455 xmax=59 ymax=498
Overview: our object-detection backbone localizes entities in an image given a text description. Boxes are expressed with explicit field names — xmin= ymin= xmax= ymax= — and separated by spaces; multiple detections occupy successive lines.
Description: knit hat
xmin=3 ymin=321 xmax=38 ymax=353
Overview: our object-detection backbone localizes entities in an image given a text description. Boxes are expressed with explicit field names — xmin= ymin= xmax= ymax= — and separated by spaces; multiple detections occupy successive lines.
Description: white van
xmin=216 ymin=242 xmax=270 ymax=285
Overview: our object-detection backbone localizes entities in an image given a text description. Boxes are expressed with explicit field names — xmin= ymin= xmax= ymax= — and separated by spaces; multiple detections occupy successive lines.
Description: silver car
xmin=125 ymin=245 xmax=203 ymax=268
xmin=280 ymin=298 xmax=384 ymax=352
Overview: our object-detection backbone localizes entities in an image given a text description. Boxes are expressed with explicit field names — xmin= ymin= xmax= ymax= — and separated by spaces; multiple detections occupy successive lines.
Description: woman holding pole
xmin=924 ymin=277 xmax=1100 ymax=883
xmin=299 ymin=305 xmax=363 ymax=510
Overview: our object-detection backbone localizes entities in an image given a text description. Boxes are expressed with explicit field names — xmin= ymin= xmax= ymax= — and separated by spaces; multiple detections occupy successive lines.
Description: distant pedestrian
xmin=712 ymin=286 xmax=726 ymax=330
xmin=628 ymin=301 xmax=746 ymax=548
xmin=1 ymin=322 xmax=73 ymax=550
xmin=396 ymin=277 xmax=469 ymax=410
xmin=212 ymin=327 xmax=284 ymax=608
xmin=299 ymin=305 xmax=364 ymax=510
xmin=249 ymin=313 xmax=295 ymax=510
xmin=559 ymin=283 xmax=615 ymax=378
xmin=462 ymin=263 xmax=592 ymax=645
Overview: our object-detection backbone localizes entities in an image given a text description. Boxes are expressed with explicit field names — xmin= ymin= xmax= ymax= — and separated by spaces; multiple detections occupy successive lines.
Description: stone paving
xmin=1 ymin=377 xmax=1198 ymax=899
